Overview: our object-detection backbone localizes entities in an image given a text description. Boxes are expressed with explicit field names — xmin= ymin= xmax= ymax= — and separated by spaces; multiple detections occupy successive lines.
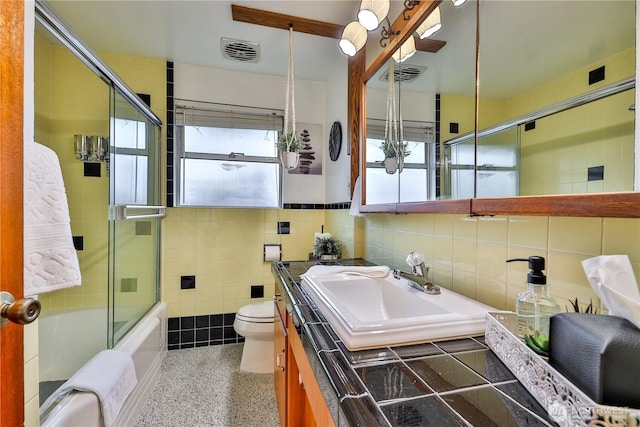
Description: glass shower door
xmin=108 ymin=90 xmax=164 ymax=347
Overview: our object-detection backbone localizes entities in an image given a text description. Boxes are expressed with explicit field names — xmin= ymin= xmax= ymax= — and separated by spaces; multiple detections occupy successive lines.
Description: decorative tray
xmin=485 ymin=312 xmax=640 ymax=427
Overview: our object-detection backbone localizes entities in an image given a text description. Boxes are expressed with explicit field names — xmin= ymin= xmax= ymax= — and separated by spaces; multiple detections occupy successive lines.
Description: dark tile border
xmin=283 ymin=202 xmax=350 ymax=210
xmin=167 ymin=312 xmax=243 ymax=350
xmin=166 ymin=61 xmax=175 ymax=207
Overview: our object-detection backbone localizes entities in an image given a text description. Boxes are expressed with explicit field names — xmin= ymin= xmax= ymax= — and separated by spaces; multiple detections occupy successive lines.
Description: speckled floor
xmin=134 ymin=344 xmax=280 ymax=427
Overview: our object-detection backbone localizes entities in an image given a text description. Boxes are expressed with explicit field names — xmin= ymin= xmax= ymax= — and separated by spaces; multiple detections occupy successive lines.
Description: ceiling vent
xmin=380 ymin=64 xmax=427 ymax=83
xmin=220 ymin=38 xmax=260 ymax=63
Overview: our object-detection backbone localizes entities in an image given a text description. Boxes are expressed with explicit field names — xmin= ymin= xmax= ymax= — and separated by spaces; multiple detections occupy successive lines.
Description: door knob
xmin=0 ymin=291 xmax=41 ymax=328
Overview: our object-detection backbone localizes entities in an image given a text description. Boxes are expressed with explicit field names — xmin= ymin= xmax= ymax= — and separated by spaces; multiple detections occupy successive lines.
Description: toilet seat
xmin=236 ymin=301 xmax=274 ymax=323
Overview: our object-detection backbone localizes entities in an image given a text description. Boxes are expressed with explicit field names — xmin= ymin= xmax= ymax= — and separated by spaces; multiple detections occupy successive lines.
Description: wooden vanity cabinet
xmin=274 ymin=292 xmax=287 ymax=427
xmin=274 ymin=283 xmax=335 ymax=427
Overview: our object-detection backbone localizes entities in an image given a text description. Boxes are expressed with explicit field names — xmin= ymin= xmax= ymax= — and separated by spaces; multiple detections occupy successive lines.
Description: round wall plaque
xmin=329 ymin=121 xmax=342 ymax=161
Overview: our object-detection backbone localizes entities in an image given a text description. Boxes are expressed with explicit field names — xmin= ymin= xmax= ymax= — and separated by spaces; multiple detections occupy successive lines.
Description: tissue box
xmin=549 ymin=313 xmax=640 ymax=408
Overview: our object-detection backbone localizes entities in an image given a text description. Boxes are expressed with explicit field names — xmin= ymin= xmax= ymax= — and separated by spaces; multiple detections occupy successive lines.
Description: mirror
xmin=358 ymin=0 xmax=638 ymax=215
xmin=364 ymin=0 xmax=476 ymax=205
xmin=474 ymin=0 xmax=635 ymax=198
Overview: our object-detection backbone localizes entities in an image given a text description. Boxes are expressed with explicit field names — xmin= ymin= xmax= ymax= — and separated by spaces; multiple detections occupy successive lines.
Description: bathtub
xmin=39 ymin=302 xmax=167 ymax=427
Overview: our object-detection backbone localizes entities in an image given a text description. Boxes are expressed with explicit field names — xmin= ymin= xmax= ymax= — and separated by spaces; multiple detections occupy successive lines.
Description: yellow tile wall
xmin=161 ymin=207 xmax=326 ymax=317
xmin=35 ymin=33 xmax=111 ymax=312
xmin=476 ymin=48 xmax=635 ymax=196
xmin=518 ymin=87 xmax=634 ymax=195
xmin=506 ymin=48 xmax=634 ymax=118
xmin=440 ymin=93 xmax=475 ymax=141
xmin=323 ymin=209 xmax=359 ymax=259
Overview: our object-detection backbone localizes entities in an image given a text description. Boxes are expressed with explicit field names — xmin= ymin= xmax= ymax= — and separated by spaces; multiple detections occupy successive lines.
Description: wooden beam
xmin=415 ymin=38 xmax=446 ymax=53
xmin=231 ymin=4 xmax=344 ymax=39
xmin=348 ymin=49 xmax=365 ymax=202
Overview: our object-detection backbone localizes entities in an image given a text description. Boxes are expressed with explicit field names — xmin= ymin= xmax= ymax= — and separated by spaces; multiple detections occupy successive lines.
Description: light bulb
xmin=357 ymin=0 xmax=390 ymax=31
xmin=339 ymin=21 xmax=367 ymax=57
xmin=416 ymin=7 xmax=441 ymax=39
xmin=391 ymin=36 xmax=416 ymax=63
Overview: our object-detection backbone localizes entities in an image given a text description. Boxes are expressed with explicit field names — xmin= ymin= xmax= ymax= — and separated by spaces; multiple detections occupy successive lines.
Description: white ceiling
xmin=45 ymin=0 xmax=636 ymax=99
xmin=46 ymin=0 xmax=361 ymax=82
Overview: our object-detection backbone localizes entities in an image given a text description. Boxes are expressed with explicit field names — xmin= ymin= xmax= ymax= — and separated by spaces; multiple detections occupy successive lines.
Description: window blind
xmin=175 ymin=99 xmax=283 ymax=131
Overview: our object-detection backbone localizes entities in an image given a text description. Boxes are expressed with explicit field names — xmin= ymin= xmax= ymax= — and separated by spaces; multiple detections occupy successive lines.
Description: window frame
xmin=365 ymin=119 xmax=437 ymax=203
xmin=173 ymin=100 xmax=284 ymax=208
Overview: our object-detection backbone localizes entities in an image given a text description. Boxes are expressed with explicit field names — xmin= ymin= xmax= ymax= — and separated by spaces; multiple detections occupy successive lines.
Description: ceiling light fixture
xmin=391 ymin=36 xmax=416 ymax=63
xmin=379 ymin=17 xmax=400 ymax=47
xmin=339 ymin=21 xmax=367 ymax=56
xmin=401 ymin=0 xmax=421 ymax=20
xmin=339 ymin=0 xmax=456 ymax=57
xmin=415 ymin=7 xmax=441 ymax=39
xmin=357 ymin=0 xmax=391 ymax=31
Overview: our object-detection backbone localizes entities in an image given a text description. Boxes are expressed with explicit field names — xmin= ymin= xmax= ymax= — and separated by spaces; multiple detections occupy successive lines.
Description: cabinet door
xmin=274 ymin=296 xmax=287 ymax=427
xmin=286 ymin=346 xmax=317 ymax=427
xmin=287 ymin=316 xmax=335 ymax=427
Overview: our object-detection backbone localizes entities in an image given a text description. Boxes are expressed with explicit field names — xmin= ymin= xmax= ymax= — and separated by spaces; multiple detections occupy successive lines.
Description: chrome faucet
xmin=411 ymin=260 xmax=427 ymax=277
xmin=392 ymin=262 xmax=441 ymax=295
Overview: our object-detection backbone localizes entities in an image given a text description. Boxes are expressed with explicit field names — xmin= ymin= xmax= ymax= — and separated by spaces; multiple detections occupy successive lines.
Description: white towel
xmin=302 ymin=265 xmax=390 ymax=278
xmin=349 ymin=176 xmax=366 ymax=217
xmin=40 ymin=350 xmax=137 ymax=427
xmin=24 ymin=140 xmax=81 ymax=297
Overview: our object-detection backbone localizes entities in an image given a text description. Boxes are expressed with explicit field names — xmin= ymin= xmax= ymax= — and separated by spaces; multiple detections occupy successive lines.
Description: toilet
xmin=233 ymin=300 xmax=275 ymax=373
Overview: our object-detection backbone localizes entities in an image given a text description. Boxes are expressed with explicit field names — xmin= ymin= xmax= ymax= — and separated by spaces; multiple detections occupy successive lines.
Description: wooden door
xmin=0 ymin=1 xmax=26 ymax=426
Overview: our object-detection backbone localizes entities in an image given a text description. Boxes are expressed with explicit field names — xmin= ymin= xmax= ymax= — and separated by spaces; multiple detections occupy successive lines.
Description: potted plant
xmin=380 ymin=140 xmax=411 ymax=174
xmin=278 ymin=131 xmax=303 ymax=169
xmin=313 ymin=236 xmax=342 ymax=260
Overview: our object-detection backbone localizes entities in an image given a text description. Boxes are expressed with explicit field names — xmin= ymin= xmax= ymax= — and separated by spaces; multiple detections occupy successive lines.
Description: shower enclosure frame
xmin=35 ymin=0 xmax=165 ymax=349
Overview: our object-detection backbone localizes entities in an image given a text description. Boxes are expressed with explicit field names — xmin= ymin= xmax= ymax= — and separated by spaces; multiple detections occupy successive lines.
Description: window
xmin=111 ymin=92 xmax=160 ymax=206
xmin=365 ymin=119 xmax=436 ymax=203
xmin=174 ymin=100 xmax=283 ymax=208
xmin=112 ymin=118 xmax=149 ymax=204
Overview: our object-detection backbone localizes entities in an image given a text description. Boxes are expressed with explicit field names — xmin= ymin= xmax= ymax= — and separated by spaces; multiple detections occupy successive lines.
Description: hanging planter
xmin=279 ymin=25 xmax=300 ymax=170
xmin=397 ymin=144 xmax=408 ymax=173
xmin=278 ymin=131 xmax=302 ymax=169
xmin=384 ymin=156 xmax=398 ymax=174
xmin=380 ymin=58 xmax=411 ymax=175
xmin=281 ymin=151 xmax=299 ymax=170
xmin=381 ymin=140 xmax=410 ymax=174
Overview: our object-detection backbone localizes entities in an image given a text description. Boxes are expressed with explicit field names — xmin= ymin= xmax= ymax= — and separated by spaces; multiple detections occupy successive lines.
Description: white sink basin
xmin=300 ymin=266 xmax=495 ymax=350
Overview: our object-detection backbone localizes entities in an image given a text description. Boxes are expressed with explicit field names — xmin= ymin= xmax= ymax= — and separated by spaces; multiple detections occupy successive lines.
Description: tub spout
xmin=392 ymin=269 xmax=441 ymax=295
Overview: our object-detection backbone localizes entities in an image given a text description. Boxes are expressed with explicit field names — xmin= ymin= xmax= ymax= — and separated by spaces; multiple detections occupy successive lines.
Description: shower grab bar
xmin=110 ymin=205 xmax=167 ymax=221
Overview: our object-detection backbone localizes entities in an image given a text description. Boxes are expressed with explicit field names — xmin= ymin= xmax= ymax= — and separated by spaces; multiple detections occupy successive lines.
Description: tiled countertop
xmin=272 ymin=259 xmax=558 ymax=427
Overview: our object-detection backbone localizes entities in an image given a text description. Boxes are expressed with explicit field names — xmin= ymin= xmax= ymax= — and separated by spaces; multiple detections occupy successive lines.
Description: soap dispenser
xmin=506 ymin=256 xmax=561 ymax=337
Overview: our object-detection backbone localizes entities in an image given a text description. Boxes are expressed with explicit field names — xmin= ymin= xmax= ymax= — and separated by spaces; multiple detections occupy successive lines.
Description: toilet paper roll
xmin=264 ymin=244 xmax=281 ymax=262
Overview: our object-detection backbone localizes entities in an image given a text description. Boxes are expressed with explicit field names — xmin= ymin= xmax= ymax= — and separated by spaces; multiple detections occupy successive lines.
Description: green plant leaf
xmin=524 ymin=333 xmax=549 ymax=356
